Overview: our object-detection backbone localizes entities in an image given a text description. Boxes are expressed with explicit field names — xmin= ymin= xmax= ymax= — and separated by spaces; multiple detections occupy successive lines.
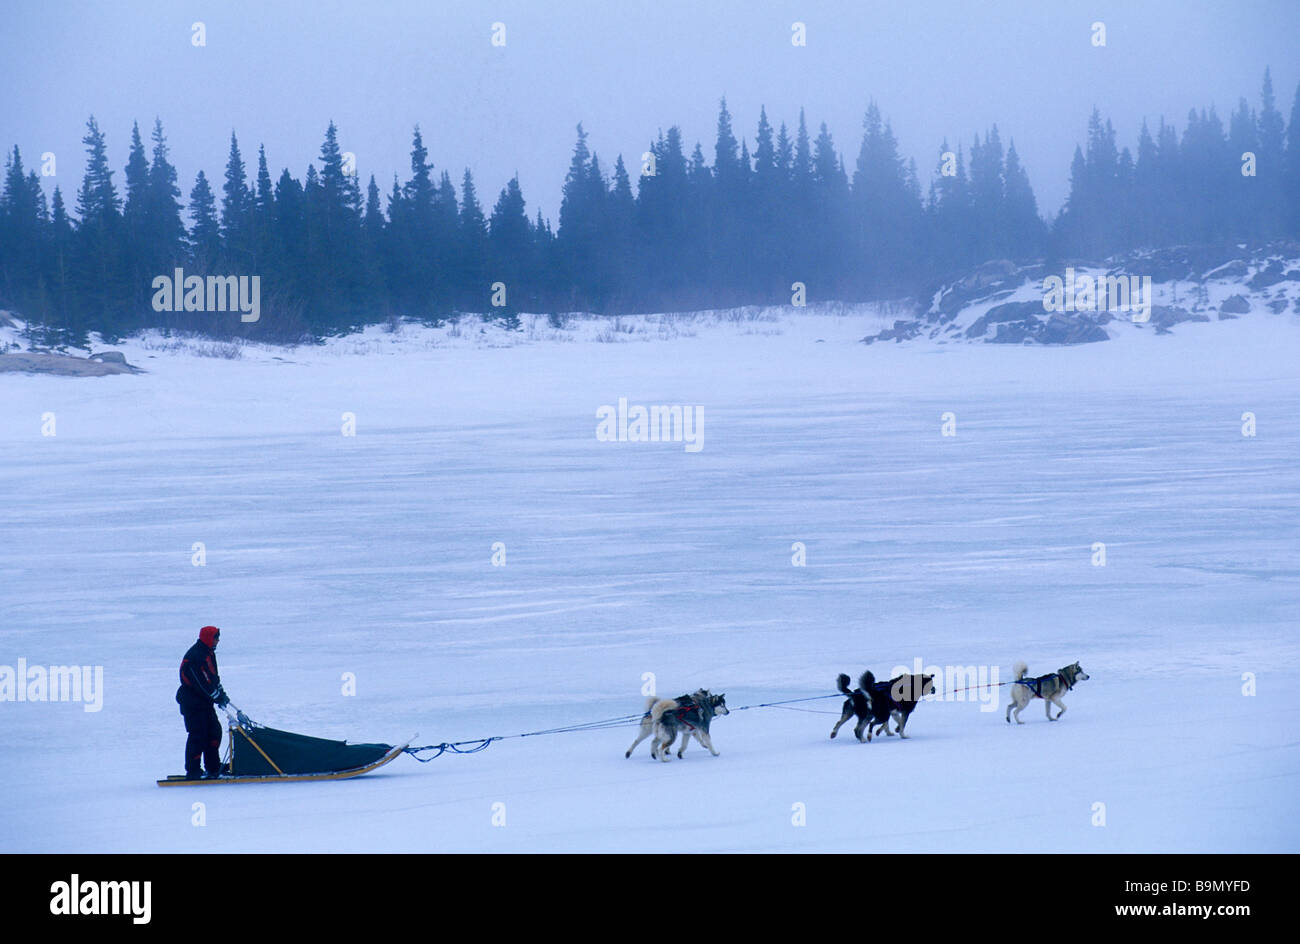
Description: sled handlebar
xmin=223 ymin=701 xmax=255 ymax=729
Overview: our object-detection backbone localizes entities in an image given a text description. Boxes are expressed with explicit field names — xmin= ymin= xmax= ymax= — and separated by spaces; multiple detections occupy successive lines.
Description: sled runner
xmin=158 ymin=716 xmax=407 ymax=786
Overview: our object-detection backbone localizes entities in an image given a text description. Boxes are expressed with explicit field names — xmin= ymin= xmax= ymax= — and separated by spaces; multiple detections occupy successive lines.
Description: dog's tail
xmin=642 ymin=694 xmax=659 ymax=714
xmin=649 ymin=696 xmax=681 ymax=723
xmin=836 ymin=673 xmax=853 ymax=696
xmin=858 ymin=670 xmax=876 ymax=691
xmin=1012 ymin=660 xmax=1028 ymax=681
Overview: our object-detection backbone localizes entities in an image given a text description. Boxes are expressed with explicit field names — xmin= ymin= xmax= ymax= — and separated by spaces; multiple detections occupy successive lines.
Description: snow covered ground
xmin=1 ymin=302 xmax=1298 ymax=852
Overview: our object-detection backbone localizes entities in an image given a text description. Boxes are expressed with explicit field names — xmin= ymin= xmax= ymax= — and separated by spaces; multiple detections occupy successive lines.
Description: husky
xmin=1006 ymin=660 xmax=1090 ymax=723
xmin=830 ymin=672 xmax=892 ymax=741
xmin=624 ymin=689 xmax=729 ymax=761
xmin=830 ymin=671 xmax=935 ymax=741
xmin=653 ymin=689 xmax=728 ymax=761
xmin=626 ymin=690 xmax=700 ymax=758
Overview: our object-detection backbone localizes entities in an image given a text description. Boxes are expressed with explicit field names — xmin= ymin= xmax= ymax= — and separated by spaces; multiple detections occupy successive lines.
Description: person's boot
xmin=203 ymin=739 xmax=221 ymax=778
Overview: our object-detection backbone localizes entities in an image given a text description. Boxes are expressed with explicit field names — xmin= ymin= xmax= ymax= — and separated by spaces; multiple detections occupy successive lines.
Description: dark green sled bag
xmin=230 ymin=724 xmax=393 ymax=776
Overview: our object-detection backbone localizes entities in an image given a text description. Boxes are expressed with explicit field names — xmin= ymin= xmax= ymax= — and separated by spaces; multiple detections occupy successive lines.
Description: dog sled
xmin=157 ymin=658 xmax=1089 ymax=784
xmin=158 ymin=709 xmax=407 ymax=786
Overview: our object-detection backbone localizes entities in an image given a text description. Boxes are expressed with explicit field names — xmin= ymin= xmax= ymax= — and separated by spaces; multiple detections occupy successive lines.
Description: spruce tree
xmin=220 ymin=131 xmax=252 ymax=267
xmin=1133 ymin=120 xmax=1159 ymax=247
xmin=312 ymin=121 xmax=364 ymax=323
xmin=1154 ymin=117 xmax=1182 ymax=245
xmin=810 ymin=122 xmax=847 ymax=295
xmin=852 ymin=103 xmax=920 ymax=291
xmin=969 ymin=125 xmax=1005 ymax=258
xmin=586 ymin=152 xmax=611 ymax=307
xmin=123 ymin=122 xmax=150 ymax=248
xmin=188 ymin=170 xmax=221 ymax=270
xmin=488 ymin=176 xmax=530 ymax=319
xmin=1285 ymin=82 xmax=1300 ymax=237
xmin=432 ymin=169 xmax=459 ymax=307
xmin=558 ymin=124 xmax=609 ymax=308
xmin=361 ymin=174 xmax=386 ymax=303
xmin=458 ymin=168 xmax=488 ymax=308
xmin=1180 ymin=106 xmax=1229 ymax=244
xmin=0 ymin=147 xmax=44 ymax=312
xmin=72 ymin=116 xmax=124 ymax=342
xmin=252 ymin=144 xmax=275 ymax=269
xmin=713 ymin=98 xmax=740 ymax=184
xmin=272 ymin=168 xmax=306 ymax=303
xmin=1003 ymin=140 xmax=1045 ymax=259
xmin=118 ymin=121 xmax=153 ymax=324
xmin=605 ymin=154 xmax=637 ymax=308
xmin=146 ymin=119 xmax=186 ymax=276
xmin=47 ymin=186 xmax=74 ymax=326
xmin=1256 ymin=68 xmax=1286 ymax=237
xmin=396 ymin=126 xmax=436 ymax=315
xmin=1228 ymin=98 xmax=1261 ymax=240
xmin=75 ymin=116 xmax=120 ymax=224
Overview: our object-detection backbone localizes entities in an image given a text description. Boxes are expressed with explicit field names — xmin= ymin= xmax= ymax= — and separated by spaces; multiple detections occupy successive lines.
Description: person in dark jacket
xmin=177 ymin=625 xmax=229 ymax=779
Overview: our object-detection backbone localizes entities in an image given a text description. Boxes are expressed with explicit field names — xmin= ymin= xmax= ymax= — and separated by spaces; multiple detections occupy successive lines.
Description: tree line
xmin=2 ymin=68 xmax=1298 ymax=345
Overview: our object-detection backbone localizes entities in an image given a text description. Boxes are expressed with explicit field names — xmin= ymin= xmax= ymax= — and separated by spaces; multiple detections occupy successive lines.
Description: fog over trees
xmin=2 ymin=69 xmax=1298 ymax=344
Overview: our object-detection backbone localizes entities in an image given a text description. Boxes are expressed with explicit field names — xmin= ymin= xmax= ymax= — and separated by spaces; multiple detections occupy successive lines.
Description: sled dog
xmin=625 ymin=689 xmax=728 ymax=761
xmin=830 ymin=671 xmax=935 ymax=741
xmin=1005 ymin=660 xmax=1089 ymax=723
xmin=626 ymin=690 xmax=700 ymax=758
xmin=652 ymin=689 xmax=728 ymax=761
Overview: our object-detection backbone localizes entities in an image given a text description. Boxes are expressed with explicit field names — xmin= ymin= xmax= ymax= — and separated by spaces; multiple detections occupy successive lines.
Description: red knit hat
xmin=199 ymin=625 xmax=220 ymax=646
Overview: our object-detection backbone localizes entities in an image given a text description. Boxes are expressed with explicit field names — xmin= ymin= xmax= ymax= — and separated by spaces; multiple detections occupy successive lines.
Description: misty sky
xmin=3 ymin=1 xmax=1297 ymax=224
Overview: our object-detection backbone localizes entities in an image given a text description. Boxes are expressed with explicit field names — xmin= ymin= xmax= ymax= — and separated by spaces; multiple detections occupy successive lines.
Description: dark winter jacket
xmin=177 ymin=640 xmax=227 ymax=710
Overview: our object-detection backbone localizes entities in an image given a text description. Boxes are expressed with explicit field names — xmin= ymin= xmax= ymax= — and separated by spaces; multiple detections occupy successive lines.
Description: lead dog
xmin=831 ymin=671 xmax=935 ymax=741
xmin=1006 ymin=660 xmax=1089 ymax=723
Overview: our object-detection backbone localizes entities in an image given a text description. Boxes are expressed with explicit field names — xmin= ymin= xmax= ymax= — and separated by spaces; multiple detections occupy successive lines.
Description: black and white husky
xmin=830 ymin=671 xmax=935 ymax=741
xmin=1006 ymin=660 xmax=1090 ymax=723
xmin=624 ymin=688 xmax=729 ymax=761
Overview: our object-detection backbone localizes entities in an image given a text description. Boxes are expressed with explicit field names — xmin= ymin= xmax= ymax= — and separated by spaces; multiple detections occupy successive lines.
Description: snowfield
xmin=1 ymin=301 xmax=1298 ymax=853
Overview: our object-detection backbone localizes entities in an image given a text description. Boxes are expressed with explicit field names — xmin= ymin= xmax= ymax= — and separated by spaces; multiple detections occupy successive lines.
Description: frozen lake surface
xmin=2 ymin=309 xmax=1297 ymax=852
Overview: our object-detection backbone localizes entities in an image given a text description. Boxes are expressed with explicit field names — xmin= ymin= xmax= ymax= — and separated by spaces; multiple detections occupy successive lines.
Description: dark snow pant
xmin=181 ymin=701 xmax=222 ymax=776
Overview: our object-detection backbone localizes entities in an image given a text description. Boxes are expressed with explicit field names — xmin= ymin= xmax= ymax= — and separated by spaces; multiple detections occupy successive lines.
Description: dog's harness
xmin=670 ymin=696 xmax=726 ymax=733
xmin=671 ymin=705 xmax=699 ymax=731
xmin=644 ymin=694 xmax=696 ymax=722
xmin=1015 ymin=675 xmax=1050 ymax=697
xmin=645 ymin=695 xmax=702 ymax=731
xmin=1015 ymin=670 xmax=1073 ymax=697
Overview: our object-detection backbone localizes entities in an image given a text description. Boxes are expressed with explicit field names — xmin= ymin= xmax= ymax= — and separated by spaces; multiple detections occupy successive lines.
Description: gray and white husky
xmin=624 ymin=688 xmax=729 ymax=761
xmin=1006 ymin=660 xmax=1090 ymax=723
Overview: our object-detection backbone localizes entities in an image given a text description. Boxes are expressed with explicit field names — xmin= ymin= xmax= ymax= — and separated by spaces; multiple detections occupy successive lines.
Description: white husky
xmin=1006 ymin=660 xmax=1090 ymax=723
